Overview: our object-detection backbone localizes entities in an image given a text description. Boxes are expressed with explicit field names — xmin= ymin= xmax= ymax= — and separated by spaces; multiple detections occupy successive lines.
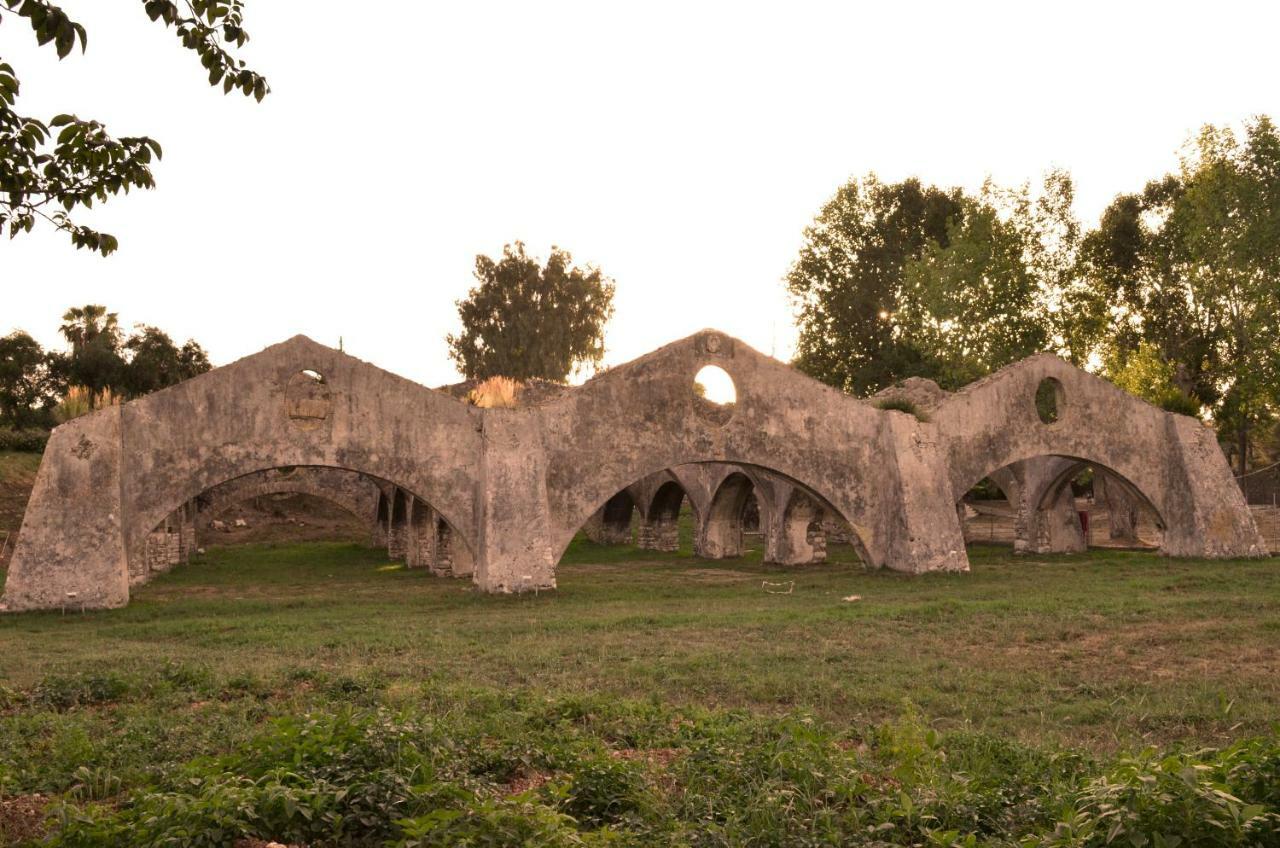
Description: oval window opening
xmin=694 ymin=365 xmax=736 ymax=406
xmin=1035 ymin=377 xmax=1063 ymax=424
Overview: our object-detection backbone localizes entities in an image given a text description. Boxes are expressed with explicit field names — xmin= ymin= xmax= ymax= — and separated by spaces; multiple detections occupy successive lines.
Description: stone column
xmin=1160 ymin=415 xmax=1266 ymax=557
xmin=472 ymin=410 xmax=556 ymax=592
xmin=878 ymin=413 xmax=969 ymax=573
xmin=1 ymin=409 xmax=130 ymax=611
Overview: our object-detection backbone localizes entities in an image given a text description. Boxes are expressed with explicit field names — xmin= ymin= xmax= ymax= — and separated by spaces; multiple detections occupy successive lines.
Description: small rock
xmin=842 ymin=595 xmax=862 ymax=603
xmin=210 ymin=519 xmax=226 ymax=531
xmin=234 ymin=519 xmax=248 ymax=528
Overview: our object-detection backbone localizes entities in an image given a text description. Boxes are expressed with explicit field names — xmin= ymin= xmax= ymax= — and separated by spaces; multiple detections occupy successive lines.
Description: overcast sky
xmin=3 ymin=1 xmax=1279 ymax=387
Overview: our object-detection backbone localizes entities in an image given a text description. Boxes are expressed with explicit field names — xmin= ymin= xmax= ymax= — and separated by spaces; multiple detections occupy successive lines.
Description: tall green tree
xmin=121 ymin=325 xmax=211 ymax=396
xmin=1066 ymin=118 xmax=1280 ymax=473
xmin=57 ymin=304 xmax=123 ymax=402
xmin=786 ymin=176 xmax=963 ymax=394
xmin=447 ymin=242 xmax=616 ymax=383
xmin=788 ymin=173 xmax=1075 ymax=393
xmin=0 ymin=0 xmax=268 ymax=255
xmin=0 ymin=330 xmax=57 ymax=427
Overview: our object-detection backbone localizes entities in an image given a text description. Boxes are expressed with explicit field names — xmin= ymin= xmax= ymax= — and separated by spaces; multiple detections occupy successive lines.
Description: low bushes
xmin=0 ymin=428 xmax=48 ymax=453
xmin=2 ymin=681 xmax=1273 ymax=847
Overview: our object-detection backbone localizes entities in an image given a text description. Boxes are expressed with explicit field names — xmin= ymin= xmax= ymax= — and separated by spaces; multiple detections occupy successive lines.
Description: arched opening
xmin=584 ymin=489 xmax=637 ymax=545
xmin=958 ymin=476 xmax=1018 ymax=546
xmin=700 ymin=472 xmax=759 ymax=559
xmin=1035 ymin=377 xmax=1063 ymax=425
xmin=1034 ymin=463 xmax=1163 ymax=551
xmin=957 ymin=456 xmax=1164 ymax=555
xmin=638 ymin=480 xmax=689 ymax=552
xmin=693 ymin=365 xmax=737 ymax=425
xmin=132 ymin=465 xmax=477 ymax=588
xmin=201 ymin=493 xmax=373 ymax=547
xmin=774 ymin=489 xmax=827 ymax=565
xmin=555 ymin=462 xmax=870 ymax=574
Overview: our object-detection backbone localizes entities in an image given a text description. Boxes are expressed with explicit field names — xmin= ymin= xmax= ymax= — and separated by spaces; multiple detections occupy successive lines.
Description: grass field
xmin=2 ymin=532 xmax=1280 ymax=845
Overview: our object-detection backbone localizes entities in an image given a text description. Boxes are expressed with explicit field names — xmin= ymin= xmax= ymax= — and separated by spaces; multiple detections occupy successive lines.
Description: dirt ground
xmin=202 ymin=493 xmax=371 ymax=546
xmin=964 ymin=497 xmax=1280 ymax=554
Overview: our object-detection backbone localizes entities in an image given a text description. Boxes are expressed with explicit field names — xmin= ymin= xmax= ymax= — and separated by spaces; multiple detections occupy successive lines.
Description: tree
xmin=787 ymin=176 xmax=964 ymax=394
xmin=1065 ymin=118 xmax=1280 ymax=474
xmin=787 ymin=173 xmax=1075 ymax=393
xmin=56 ymin=303 xmax=124 ymax=403
xmin=447 ymin=242 xmax=616 ymax=383
xmin=0 ymin=330 xmax=57 ymax=427
xmin=121 ymin=325 xmax=211 ymax=396
xmin=0 ymin=1 xmax=268 ymax=255
xmin=896 ymin=176 xmax=1077 ymax=388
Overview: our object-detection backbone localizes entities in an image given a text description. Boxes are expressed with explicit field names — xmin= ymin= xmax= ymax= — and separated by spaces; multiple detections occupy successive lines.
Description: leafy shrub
xmin=1158 ymin=388 xmax=1203 ymax=417
xmin=0 ymin=427 xmax=49 ymax=452
xmin=20 ymin=691 xmax=1280 ymax=847
xmin=1028 ymin=746 xmax=1280 ymax=846
xmin=395 ymin=798 xmax=606 ymax=848
xmin=875 ymin=397 xmax=929 ymax=421
xmin=32 ymin=673 xmax=129 ymax=711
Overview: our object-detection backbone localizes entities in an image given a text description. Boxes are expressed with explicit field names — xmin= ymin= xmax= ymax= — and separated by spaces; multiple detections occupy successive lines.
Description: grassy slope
xmin=0 ymin=452 xmax=41 ymax=573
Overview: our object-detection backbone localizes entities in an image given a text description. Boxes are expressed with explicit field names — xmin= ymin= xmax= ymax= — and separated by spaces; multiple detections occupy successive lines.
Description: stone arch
xmin=637 ymin=479 xmax=691 ymax=552
xmin=773 ymin=488 xmax=827 ymax=565
xmin=583 ymin=489 xmax=637 ymax=545
xmin=1030 ymin=457 xmax=1164 ymax=550
xmin=699 ymin=471 xmax=759 ymax=559
xmin=194 ymin=466 xmax=382 ymax=536
xmin=962 ymin=453 xmax=1168 ymax=556
xmin=934 ymin=353 xmax=1261 ymax=559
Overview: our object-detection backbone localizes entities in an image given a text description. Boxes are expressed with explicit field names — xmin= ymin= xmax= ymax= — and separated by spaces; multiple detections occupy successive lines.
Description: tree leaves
xmin=0 ymin=0 xmax=266 ymax=255
xmin=447 ymin=242 xmax=617 ymax=382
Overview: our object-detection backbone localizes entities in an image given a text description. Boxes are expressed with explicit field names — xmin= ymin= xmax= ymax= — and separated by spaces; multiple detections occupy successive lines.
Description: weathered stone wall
xmin=2 ymin=332 xmax=1266 ymax=613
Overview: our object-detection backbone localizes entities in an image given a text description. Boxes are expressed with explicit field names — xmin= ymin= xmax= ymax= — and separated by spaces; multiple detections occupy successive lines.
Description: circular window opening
xmin=693 ymin=365 xmax=736 ymax=425
xmin=286 ymin=369 xmax=332 ymax=430
xmin=1035 ymin=377 xmax=1063 ymax=424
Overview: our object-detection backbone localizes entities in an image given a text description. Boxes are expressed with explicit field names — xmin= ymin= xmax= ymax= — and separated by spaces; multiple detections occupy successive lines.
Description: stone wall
xmin=3 ymin=332 xmax=1266 ymax=613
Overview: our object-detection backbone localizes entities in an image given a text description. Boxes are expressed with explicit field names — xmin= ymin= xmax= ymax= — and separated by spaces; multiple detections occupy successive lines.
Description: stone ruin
xmin=0 ymin=330 xmax=1266 ymax=612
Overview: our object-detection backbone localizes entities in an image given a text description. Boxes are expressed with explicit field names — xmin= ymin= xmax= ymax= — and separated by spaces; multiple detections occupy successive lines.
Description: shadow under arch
xmin=138 ymin=463 xmax=477 ymax=576
xmin=194 ymin=465 xmax=382 ymax=535
xmin=553 ymin=459 xmax=872 ymax=570
xmin=960 ymin=453 xmax=1168 ymax=555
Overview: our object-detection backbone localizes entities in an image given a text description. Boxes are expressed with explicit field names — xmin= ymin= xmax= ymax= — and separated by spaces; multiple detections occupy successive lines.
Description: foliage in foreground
xmin=1 ymin=670 xmax=1277 ymax=847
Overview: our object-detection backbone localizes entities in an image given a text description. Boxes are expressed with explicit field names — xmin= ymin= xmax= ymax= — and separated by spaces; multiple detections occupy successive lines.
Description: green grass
xmin=2 ymin=536 xmax=1280 ymax=844
xmin=4 ymin=539 xmax=1279 ymax=750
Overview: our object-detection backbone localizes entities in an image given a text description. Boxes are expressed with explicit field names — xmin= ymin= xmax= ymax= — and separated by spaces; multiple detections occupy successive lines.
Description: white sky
xmin=2 ymin=1 xmax=1278 ymax=387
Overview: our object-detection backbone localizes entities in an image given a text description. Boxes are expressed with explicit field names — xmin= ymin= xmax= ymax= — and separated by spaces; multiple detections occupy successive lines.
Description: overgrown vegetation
xmin=874 ymin=396 xmax=927 ymax=421
xmin=3 ymin=683 xmax=1278 ymax=846
xmin=2 ymin=539 xmax=1280 ymax=844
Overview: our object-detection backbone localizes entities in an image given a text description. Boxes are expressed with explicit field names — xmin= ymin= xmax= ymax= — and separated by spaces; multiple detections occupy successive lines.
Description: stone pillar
xmin=1095 ymin=471 xmax=1138 ymax=542
xmin=999 ymin=458 xmax=1086 ymax=554
xmin=473 ymin=411 xmax=556 ymax=592
xmin=878 ymin=413 xmax=969 ymax=573
xmin=386 ymin=489 xmax=408 ymax=561
xmin=636 ymin=514 xmax=680 ymax=551
xmin=1 ymin=409 xmax=130 ymax=611
xmin=405 ymin=497 xmax=438 ymax=570
xmin=1031 ymin=483 xmax=1087 ymax=553
xmin=1160 ymin=415 xmax=1266 ymax=557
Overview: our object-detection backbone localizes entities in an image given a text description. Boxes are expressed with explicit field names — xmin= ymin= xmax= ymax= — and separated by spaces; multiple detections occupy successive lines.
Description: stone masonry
xmin=0 ymin=332 xmax=1266 ymax=612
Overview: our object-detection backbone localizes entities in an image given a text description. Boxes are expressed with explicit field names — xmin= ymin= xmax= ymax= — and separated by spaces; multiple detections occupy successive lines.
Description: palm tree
xmin=59 ymin=305 xmax=120 ymax=355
